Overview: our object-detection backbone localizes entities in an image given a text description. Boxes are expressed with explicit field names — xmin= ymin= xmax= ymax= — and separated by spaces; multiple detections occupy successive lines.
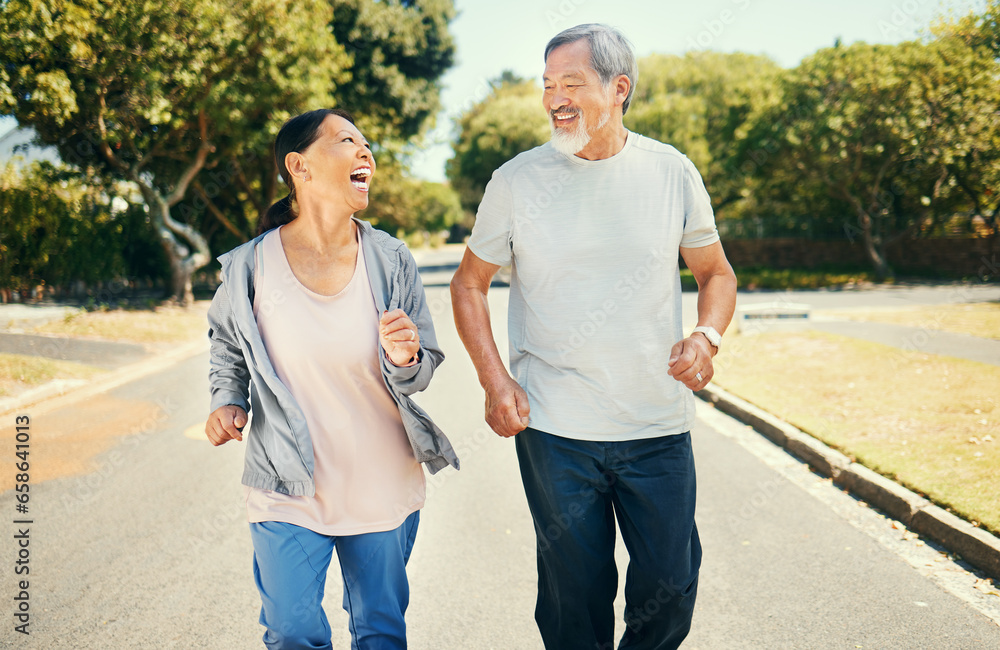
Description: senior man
xmin=451 ymin=23 xmax=737 ymax=650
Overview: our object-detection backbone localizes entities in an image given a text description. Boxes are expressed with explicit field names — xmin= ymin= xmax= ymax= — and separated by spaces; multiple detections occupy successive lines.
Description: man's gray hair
xmin=544 ymin=23 xmax=638 ymax=116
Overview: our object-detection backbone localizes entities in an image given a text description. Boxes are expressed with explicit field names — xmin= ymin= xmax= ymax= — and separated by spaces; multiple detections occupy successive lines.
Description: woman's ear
xmin=285 ymin=151 xmax=310 ymax=182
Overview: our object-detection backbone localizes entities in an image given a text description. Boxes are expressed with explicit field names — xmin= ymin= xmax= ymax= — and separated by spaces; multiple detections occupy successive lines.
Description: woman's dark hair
xmin=257 ymin=108 xmax=355 ymax=235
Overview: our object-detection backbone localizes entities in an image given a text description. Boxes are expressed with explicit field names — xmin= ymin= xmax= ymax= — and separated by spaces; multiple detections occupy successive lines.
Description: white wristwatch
xmin=692 ymin=326 xmax=722 ymax=350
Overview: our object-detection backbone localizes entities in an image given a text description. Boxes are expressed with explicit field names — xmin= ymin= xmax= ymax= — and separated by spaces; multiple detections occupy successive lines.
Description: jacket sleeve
xmin=207 ymin=280 xmax=251 ymax=413
xmin=382 ymin=245 xmax=444 ymax=396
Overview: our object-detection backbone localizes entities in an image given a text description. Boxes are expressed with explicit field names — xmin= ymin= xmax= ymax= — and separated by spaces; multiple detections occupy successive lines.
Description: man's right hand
xmin=205 ymin=405 xmax=248 ymax=446
xmin=484 ymin=375 xmax=531 ymax=438
xmin=451 ymin=247 xmax=529 ymax=438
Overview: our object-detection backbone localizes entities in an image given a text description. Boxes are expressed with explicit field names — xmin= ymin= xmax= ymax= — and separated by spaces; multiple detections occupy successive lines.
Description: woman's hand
xmin=379 ymin=309 xmax=420 ymax=367
xmin=205 ymin=405 xmax=248 ymax=446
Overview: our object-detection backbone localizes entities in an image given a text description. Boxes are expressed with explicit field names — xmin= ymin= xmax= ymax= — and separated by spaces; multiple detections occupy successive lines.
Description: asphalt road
xmin=1 ymin=284 xmax=999 ymax=649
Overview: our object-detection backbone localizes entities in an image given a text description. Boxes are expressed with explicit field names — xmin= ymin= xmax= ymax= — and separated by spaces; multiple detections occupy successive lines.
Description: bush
xmin=679 ymin=266 xmax=875 ymax=291
xmin=0 ymin=161 xmax=168 ymax=300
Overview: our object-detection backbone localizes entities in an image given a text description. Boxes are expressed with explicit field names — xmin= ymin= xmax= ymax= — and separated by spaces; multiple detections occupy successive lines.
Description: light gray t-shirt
xmin=468 ymin=130 xmax=720 ymax=441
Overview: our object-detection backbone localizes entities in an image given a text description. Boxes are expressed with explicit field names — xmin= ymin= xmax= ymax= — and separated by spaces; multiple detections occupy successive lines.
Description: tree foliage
xmin=937 ymin=0 xmax=1000 ymax=60
xmin=329 ymin=0 xmax=455 ymax=149
xmin=0 ymin=0 xmax=347 ymax=302
xmin=931 ymin=0 xmax=1000 ymax=233
xmin=1 ymin=0 xmax=458 ymax=301
xmin=362 ymin=164 xmax=462 ymax=239
xmin=177 ymin=0 xmax=459 ymax=256
xmin=752 ymin=38 xmax=1000 ymax=279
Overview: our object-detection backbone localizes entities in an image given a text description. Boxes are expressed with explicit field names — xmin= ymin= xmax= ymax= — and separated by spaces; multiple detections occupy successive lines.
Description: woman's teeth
xmin=350 ymin=167 xmax=371 ymax=190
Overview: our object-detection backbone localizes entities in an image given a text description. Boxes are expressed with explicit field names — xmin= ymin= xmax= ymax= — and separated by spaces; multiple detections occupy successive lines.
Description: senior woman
xmin=205 ymin=108 xmax=458 ymax=650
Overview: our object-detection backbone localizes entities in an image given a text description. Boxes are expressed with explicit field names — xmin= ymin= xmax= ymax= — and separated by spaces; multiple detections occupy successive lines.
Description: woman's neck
xmin=283 ymin=198 xmax=356 ymax=256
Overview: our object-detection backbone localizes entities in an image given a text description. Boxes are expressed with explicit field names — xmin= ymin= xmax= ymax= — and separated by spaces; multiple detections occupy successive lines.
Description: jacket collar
xmin=217 ymin=217 xmax=395 ymax=313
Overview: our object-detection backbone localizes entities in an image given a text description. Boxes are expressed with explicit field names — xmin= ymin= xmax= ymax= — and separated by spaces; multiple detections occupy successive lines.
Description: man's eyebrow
xmin=542 ymin=71 xmax=588 ymax=82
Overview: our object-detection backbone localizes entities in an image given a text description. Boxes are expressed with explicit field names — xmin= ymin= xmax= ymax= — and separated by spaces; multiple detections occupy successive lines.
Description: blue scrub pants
xmin=515 ymin=428 xmax=701 ymax=650
xmin=248 ymin=511 xmax=419 ymax=650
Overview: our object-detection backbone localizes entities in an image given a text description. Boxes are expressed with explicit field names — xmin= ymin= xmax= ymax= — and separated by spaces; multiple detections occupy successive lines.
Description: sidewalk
xmin=0 ymin=303 xmax=209 ymax=416
xmin=0 ymin=303 xmax=79 ymax=329
xmin=0 ymin=332 xmax=151 ymax=368
xmin=810 ymin=317 xmax=1000 ymax=366
xmin=0 ymin=337 xmax=208 ymax=417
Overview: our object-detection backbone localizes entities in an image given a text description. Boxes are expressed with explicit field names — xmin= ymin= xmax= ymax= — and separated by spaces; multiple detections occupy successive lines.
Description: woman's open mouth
xmin=350 ymin=166 xmax=372 ymax=192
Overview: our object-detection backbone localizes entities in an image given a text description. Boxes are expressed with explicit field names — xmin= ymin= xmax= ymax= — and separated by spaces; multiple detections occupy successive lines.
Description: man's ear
xmin=613 ymin=74 xmax=631 ymax=109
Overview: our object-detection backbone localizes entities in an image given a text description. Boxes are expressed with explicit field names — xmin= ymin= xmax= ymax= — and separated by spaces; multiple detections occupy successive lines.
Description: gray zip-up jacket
xmin=207 ymin=218 xmax=459 ymax=496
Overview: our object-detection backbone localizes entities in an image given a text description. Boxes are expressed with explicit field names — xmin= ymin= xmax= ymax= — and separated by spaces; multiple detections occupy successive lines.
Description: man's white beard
xmin=549 ymin=108 xmax=610 ymax=156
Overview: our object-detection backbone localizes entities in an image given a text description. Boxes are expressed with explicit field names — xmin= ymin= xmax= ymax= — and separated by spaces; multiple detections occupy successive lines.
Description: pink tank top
xmin=245 ymin=224 xmax=425 ymax=535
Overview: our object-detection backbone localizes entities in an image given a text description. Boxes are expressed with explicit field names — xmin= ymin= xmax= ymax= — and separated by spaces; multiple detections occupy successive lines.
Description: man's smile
xmin=551 ymin=110 xmax=580 ymax=126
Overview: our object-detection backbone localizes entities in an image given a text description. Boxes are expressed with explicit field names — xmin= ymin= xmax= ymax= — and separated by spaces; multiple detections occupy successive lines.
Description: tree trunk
xmin=168 ymin=255 xmax=196 ymax=306
xmin=137 ymin=183 xmax=211 ymax=305
xmin=858 ymin=210 xmax=894 ymax=281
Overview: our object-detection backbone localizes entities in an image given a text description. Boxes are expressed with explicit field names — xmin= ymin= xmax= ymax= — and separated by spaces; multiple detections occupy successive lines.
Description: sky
xmin=1 ymin=0 xmax=986 ymax=178
xmin=408 ymin=0 xmax=987 ymax=181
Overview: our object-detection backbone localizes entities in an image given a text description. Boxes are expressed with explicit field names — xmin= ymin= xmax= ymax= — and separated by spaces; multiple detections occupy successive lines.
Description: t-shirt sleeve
xmin=680 ymin=156 xmax=721 ymax=248
xmin=467 ymin=169 xmax=514 ymax=267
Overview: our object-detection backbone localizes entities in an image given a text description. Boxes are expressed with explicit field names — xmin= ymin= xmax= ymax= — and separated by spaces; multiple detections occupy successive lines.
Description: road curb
xmin=696 ymin=384 xmax=1000 ymax=581
xmin=0 ymin=338 xmax=209 ymax=417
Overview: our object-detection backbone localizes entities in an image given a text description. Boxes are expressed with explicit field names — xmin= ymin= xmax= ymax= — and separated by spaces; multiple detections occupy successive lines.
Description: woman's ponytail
xmin=258 ymin=190 xmax=296 ymax=236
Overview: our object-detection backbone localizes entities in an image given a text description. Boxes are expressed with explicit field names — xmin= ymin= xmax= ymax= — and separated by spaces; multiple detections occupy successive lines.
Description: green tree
xmin=176 ymin=0 xmax=458 ymax=254
xmin=0 ymin=0 xmax=347 ymax=303
xmin=329 ymin=0 xmax=455 ymax=149
xmin=752 ymin=38 xmax=1000 ymax=279
xmin=446 ymin=75 xmax=549 ymax=216
xmin=937 ymin=0 xmax=1000 ymax=60
xmin=409 ymin=179 xmax=463 ymax=236
xmin=359 ymin=163 xmax=461 ymax=239
xmin=933 ymin=0 xmax=1000 ymax=233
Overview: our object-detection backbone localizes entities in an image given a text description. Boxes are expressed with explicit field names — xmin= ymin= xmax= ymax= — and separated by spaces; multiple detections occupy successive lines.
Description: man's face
xmin=542 ymin=39 xmax=614 ymax=156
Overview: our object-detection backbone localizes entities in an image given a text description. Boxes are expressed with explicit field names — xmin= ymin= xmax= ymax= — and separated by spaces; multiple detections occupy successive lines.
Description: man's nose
xmin=549 ymin=94 xmax=570 ymax=112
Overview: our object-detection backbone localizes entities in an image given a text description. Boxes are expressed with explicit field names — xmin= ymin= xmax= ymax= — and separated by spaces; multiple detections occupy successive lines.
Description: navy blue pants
xmin=249 ymin=511 xmax=419 ymax=649
xmin=515 ymin=428 xmax=701 ymax=650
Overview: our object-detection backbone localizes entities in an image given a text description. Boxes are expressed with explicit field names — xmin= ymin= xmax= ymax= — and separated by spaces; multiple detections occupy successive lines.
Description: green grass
xmin=33 ymin=301 xmax=210 ymax=344
xmin=0 ymin=353 xmax=103 ymax=397
xmin=681 ymin=267 xmax=875 ymax=291
xmin=713 ymin=330 xmax=1000 ymax=534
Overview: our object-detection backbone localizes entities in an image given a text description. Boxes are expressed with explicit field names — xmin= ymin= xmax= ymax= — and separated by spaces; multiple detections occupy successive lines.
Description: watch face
xmin=697 ymin=327 xmax=720 ymax=346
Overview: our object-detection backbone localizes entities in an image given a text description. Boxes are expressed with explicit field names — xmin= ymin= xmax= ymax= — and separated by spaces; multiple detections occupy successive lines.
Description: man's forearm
xmin=451 ymin=282 xmax=510 ymax=389
xmin=695 ymin=270 xmax=738 ymax=335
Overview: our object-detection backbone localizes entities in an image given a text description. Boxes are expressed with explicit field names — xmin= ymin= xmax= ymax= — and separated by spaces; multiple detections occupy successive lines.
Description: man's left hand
xmin=667 ymin=334 xmax=715 ymax=391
